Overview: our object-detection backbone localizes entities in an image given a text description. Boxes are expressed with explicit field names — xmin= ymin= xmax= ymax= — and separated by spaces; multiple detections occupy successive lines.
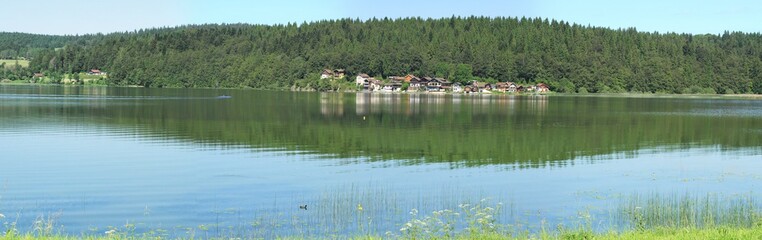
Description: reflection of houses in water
xmin=460 ymin=94 xmax=495 ymax=115
xmin=423 ymin=94 xmax=447 ymax=114
xmin=356 ymin=92 xmax=449 ymax=116
xmin=356 ymin=92 xmax=405 ymax=115
xmin=355 ymin=92 xmax=370 ymax=116
xmin=354 ymin=93 xmax=549 ymax=117
xmin=407 ymin=93 xmax=421 ymax=116
xmin=494 ymin=95 xmax=517 ymax=114
xmin=451 ymin=94 xmax=461 ymax=113
xmin=320 ymin=92 xmax=344 ymax=117
xmin=525 ymin=95 xmax=548 ymax=114
xmin=82 ymin=86 xmax=109 ymax=96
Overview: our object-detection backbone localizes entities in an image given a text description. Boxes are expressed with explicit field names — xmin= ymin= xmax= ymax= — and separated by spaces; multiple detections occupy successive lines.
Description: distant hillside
xmin=20 ymin=17 xmax=762 ymax=93
xmin=0 ymin=32 xmax=79 ymax=59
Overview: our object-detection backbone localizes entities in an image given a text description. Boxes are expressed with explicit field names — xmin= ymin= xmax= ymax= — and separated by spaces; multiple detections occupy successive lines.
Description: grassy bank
xmin=1 ymin=193 xmax=759 ymax=239
xmin=1 ymin=226 xmax=760 ymax=239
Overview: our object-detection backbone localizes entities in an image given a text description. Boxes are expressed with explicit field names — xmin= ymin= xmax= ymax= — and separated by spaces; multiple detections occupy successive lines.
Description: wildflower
xmin=105 ymin=229 xmax=116 ymax=235
xmin=0 ymin=213 xmax=4 ymax=219
xmin=357 ymin=203 xmax=363 ymax=212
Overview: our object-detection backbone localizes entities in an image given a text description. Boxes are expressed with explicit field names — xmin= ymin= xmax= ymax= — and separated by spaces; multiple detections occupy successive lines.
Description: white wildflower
xmin=0 ymin=213 xmax=5 ymax=219
xmin=105 ymin=229 xmax=116 ymax=235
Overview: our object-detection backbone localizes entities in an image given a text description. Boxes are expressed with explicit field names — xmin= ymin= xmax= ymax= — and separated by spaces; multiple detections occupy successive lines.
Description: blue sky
xmin=2 ymin=0 xmax=760 ymax=35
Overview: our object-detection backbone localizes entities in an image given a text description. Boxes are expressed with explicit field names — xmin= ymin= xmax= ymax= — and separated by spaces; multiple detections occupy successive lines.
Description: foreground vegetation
xmin=3 ymin=16 xmax=762 ymax=93
xmin=2 ymin=227 xmax=762 ymax=239
xmin=1 ymin=193 xmax=759 ymax=239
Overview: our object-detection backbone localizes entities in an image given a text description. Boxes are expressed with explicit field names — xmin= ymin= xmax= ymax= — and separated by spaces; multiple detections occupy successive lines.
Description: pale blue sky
xmin=1 ymin=0 xmax=760 ymax=35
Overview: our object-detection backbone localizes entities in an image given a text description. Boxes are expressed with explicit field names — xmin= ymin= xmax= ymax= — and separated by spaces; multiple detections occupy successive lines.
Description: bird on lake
xmin=299 ymin=204 xmax=307 ymax=210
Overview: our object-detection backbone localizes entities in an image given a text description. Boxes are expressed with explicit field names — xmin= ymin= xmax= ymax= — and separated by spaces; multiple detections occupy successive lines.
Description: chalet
xmin=472 ymin=81 xmax=493 ymax=92
xmin=87 ymin=69 xmax=105 ymax=75
xmin=356 ymin=74 xmax=371 ymax=88
xmin=506 ymin=82 xmax=518 ymax=92
xmin=411 ymin=77 xmax=434 ymax=91
xmin=526 ymin=85 xmax=537 ymax=92
xmin=426 ymin=82 xmax=441 ymax=92
xmin=433 ymin=78 xmax=451 ymax=85
xmin=404 ymin=74 xmax=420 ymax=82
xmin=383 ymin=81 xmax=403 ymax=92
xmin=424 ymin=77 xmax=451 ymax=92
xmin=536 ymin=83 xmax=550 ymax=93
xmin=320 ymin=69 xmax=333 ymax=79
xmin=320 ymin=69 xmax=346 ymax=79
xmin=388 ymin=76 xmax=406 ymax=82
xmin=33 ymin=73 xmax=45 ymax=78
xmin=452 ymin=82 xmax=463 ymax=93
xmin=369 ymin=79 xmax=384 ymax=91
xmin=408 ymin=76 xmax=428 ymax=91
xmin=436 ymin=78 xmax=452 ymax=91
xmin=494 ymin=82 xmax=509 ymax=92
xmin=516 ymin=85 xmax=526 ymax=93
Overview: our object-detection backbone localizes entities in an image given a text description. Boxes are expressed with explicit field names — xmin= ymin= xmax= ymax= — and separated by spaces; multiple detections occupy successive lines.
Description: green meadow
xmin=0 ymin=59 xmax=29 ymax=68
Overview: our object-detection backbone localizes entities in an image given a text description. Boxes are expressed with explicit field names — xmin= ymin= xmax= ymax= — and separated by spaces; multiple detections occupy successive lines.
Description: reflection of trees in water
xmin=4 ymin=88 xmax=761 ymax=169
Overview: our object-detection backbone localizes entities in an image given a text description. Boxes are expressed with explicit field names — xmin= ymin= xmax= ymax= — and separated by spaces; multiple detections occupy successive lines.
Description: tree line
xmin=6 ymin=16 xmax=762 ymax=93
xmin=0 ymin=32 xmax=80 ymax=59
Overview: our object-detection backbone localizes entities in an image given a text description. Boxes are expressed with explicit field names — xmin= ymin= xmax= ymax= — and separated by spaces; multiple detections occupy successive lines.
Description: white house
xmin=452 ymin=83 xmax=463 ymax=93
xmin=356 ymin=74 xmax=371 ymax=87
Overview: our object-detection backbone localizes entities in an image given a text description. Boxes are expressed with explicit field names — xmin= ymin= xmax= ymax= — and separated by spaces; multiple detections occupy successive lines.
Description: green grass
xmin=0 ymin=59 xmax=29 ymax=68
xmin=1 ymin=226 xmax=761 ymax=239
xmin=618 ymin=193 xmax=760 ymax=230
xmin=1 ymin=193 xmax=760 ymax=239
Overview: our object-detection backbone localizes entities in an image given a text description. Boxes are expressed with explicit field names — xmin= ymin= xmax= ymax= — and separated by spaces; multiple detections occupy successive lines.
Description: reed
xmin=617 ymin=193 xmax=760 ymax=230
xmin=1 ymin=192 xmax=760 ymax=239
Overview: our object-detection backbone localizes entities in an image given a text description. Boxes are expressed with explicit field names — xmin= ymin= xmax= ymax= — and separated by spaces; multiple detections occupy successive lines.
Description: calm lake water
xmin=0 ymin=85 xmax=761 ymax=237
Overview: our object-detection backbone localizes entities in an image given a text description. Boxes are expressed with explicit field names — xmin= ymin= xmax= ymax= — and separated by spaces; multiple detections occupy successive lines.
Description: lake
xmin=0 ymin=85 xmax=761 ymax=238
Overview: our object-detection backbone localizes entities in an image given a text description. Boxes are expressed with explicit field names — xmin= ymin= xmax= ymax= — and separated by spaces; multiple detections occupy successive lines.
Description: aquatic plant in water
xmin=399 ymin=198 xmax=502 ymax=239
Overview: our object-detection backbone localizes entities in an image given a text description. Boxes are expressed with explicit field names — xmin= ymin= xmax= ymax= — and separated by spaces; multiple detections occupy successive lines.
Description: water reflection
xmin=320 ymin=92 xmax=344 ymax=117
xmin=1 ymin=86 xmax=761 ymax=168
xmin=352 ymin=93 xmax=549 ymax=117
xmin=1 ymin=86 xmax=762 ymax=238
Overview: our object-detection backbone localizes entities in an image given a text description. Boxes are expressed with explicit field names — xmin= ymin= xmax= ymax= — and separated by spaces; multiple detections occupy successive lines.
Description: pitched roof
xmin=433 ymin=77 xmax=450 ymax=83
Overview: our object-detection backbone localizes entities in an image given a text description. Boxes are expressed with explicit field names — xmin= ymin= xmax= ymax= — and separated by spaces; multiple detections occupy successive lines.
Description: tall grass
xmin=1 ymin=192 xmax=760 ymax=239
xmin=618 ymin=193 xmax=760 ymax=230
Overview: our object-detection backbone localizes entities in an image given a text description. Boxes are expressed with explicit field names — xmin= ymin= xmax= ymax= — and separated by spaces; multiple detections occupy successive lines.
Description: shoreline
xmin=3 ymin=82 xmax=762 ymax=100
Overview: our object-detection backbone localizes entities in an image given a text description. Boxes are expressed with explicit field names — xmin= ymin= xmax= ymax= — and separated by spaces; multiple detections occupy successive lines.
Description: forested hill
xmin=0 ymin=32 xmax=80 ymax=59
xmin=22 ymin=17 xmax=762 ymax=93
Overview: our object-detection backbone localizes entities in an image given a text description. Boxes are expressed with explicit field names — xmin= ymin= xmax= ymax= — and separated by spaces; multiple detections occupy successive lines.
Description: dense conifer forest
xmin=3 ymin=16 xmax=762 ymax=93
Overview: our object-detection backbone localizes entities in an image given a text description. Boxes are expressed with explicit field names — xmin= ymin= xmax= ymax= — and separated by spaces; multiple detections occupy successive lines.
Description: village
xmin=321 ymin=69 xmax=550 ymax=94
